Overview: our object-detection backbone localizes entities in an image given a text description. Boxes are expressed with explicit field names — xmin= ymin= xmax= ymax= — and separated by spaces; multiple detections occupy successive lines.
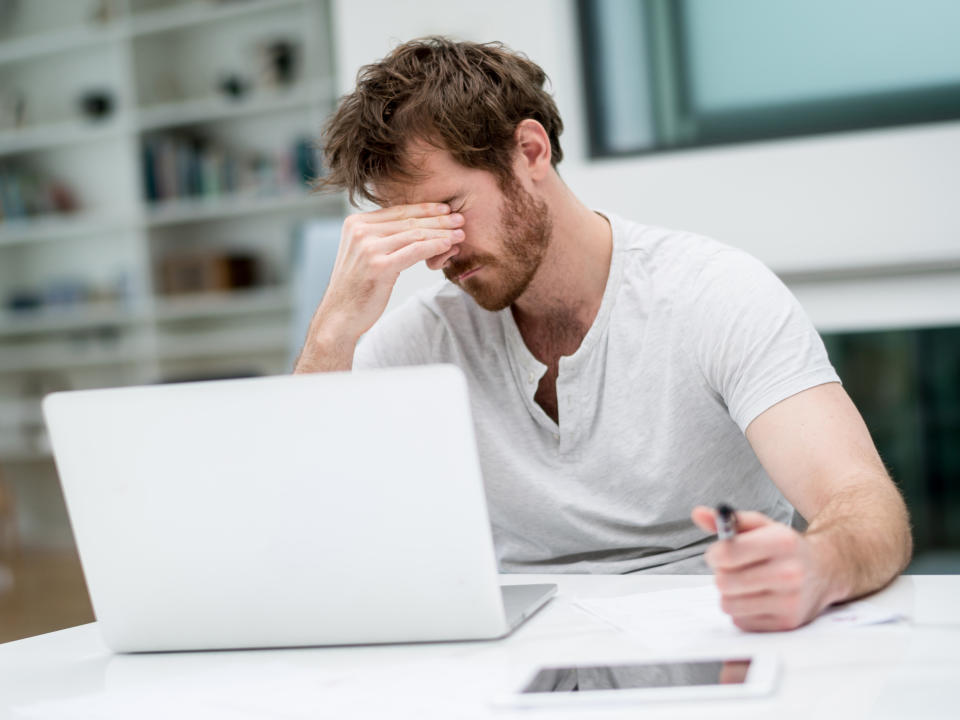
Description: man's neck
xmin=511 ymin=182 xmax=612 ymax=355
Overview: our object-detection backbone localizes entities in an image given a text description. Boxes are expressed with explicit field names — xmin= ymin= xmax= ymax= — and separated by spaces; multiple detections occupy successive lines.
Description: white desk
xmin=2 ymin=574 xmax=958 ymax=719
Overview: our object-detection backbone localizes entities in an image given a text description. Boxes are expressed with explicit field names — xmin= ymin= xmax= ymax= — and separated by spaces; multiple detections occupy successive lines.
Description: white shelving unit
xmin=0 ymin=115 xmax=133 ymax=155
xmin=0 ymin=0 xmax=343 ymax=467
xmin=0 ymin=214 xmax=137 ymax=246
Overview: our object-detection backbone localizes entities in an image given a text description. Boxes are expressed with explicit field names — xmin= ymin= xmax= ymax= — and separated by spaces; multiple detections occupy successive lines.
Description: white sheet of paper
xmin=574 ymin=585 xmax=903 ymax=650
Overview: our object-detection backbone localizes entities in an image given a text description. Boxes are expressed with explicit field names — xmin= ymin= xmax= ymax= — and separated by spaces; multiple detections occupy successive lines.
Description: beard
xmin=442 ymin=179 xmax=552 ymax=311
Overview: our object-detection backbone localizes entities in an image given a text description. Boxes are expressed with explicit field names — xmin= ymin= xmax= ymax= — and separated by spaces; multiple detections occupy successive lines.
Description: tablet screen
xmin=520 ymin=659 xmax=752 ymax=693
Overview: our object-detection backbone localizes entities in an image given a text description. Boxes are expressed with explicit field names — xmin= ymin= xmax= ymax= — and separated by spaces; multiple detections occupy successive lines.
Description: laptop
xmin=43 ymin=365 xmax=555 ymax=653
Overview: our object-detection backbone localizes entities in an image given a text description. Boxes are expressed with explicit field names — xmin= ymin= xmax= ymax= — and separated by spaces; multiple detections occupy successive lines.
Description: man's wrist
xmin=805 ymin=529 xmax=854 ymax=609
xmin=294 ymin=315 xmax=360 ymax=373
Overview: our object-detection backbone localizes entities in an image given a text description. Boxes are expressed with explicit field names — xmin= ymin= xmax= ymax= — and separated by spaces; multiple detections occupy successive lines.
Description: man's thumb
xmin=691 ymin=506 xmax=776 ymax=535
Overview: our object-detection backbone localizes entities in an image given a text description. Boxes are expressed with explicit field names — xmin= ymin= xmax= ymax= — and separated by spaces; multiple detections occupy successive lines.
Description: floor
xmin=0 ymin=549 xmax=94 ymax=644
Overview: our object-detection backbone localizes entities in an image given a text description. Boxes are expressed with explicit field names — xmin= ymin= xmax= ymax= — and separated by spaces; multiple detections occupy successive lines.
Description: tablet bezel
xmin=498 ymin=653 xmax=779 ymax=708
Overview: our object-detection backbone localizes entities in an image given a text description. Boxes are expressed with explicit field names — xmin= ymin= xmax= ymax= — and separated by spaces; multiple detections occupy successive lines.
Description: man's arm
xmin=692 ymin=381 xmax=912 ymax=631
xmin=293 ymin=203 xmax=464 ymax=374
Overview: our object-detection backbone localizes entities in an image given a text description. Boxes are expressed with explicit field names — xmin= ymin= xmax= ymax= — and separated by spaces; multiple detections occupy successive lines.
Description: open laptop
xmin=43 ymin=365 xmax=555 ymax=653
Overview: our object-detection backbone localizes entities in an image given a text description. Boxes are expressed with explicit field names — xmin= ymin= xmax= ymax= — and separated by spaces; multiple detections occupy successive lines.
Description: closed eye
xmin=440 ymin=195 xmax=466 ymax=214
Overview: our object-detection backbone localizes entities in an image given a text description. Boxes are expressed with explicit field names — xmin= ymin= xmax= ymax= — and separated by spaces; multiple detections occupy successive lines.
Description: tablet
xmin=498 ymin=654 xmax=778 ymax=708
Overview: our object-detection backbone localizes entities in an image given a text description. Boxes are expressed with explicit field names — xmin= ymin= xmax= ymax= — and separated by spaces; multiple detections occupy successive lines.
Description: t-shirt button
xmin=527 ymin=373 xmax=535 ymax=383
xmin=553 ymin=433 xmax=559 ymax=441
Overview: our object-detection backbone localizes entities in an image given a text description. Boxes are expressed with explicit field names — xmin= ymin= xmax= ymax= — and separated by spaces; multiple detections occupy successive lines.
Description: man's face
xmin=381 ymin=143 xmax=552 ymax=311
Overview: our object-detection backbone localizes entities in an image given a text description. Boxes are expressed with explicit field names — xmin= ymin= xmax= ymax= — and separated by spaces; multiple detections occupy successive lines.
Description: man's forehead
xmin=375 ymin=177 xmax=463 ymax=208
xmin=375 ymin=140 xmax=464 ymax=207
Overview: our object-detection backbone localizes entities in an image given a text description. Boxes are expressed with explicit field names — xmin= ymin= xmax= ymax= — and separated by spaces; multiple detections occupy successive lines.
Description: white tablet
xmin=498 ymin=654 xmax=778 ymax=708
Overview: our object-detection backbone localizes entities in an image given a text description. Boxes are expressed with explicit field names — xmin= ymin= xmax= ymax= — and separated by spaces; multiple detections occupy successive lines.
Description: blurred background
xmin=0 ymin=0 xmax=957 ymax=642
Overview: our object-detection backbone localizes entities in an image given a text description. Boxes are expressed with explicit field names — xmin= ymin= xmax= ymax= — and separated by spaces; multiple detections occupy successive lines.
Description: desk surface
xmin=2 ymin=574 xmax=958 ymax=719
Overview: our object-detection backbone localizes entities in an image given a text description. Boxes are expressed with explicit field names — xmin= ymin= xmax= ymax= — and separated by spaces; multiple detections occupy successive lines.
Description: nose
xmin=428 ymin=244 xmax=461 ymax=271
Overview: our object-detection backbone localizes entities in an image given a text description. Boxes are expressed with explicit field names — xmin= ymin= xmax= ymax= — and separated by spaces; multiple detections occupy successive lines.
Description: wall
xmin=329 ymin=0 xmax=960 ymax=331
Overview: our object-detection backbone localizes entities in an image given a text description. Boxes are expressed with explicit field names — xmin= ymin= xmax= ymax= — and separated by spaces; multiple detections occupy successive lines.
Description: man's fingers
xmin=727 ymin=510 xmax=777 ymax=533
xmin=386 ymin=236 xmax=459 ymax=272
xmin=363 ymin=203 xmax=450 ymax=222
xmin=706 ymin=523 xmax=798 ymax=570
xmin=715 ymin=556 xmax=806 ymax=597
xmin=719 ymin=590 xmax=777 ymax=618
xmin=715 ymin=560 xmax=777 ymax=597
xmin=368 ymin=213 xmax=464 ymax=237
xmin=700 ymin=510 xmax=818 ymax=634
xmin=719 ymin=590 xmax=801 ymax=632
xmin=691 ymin=506 xmax=717 ymax=533
xmin=719 ymin=661 xmax=751 ymax=684
xmin=731 ymin=614 xmax=789 ymax=633
xmin=692 ymin=507 xmax=774 ymax=537
xmin=377 ymin=227 xmax=464 ymax=254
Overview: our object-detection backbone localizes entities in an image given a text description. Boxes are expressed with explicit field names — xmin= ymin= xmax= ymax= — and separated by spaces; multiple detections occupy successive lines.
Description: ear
xmin=514 ymin=119 xmax=552 ymax=182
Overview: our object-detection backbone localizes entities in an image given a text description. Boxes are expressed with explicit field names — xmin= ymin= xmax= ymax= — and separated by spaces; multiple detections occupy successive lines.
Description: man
xmin=295 ymin=38 xmax=912 ymax=631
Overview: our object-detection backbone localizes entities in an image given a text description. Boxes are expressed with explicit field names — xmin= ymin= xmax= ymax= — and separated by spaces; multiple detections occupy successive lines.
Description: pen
xmin=715 ymin=503 xmax=738 ymax=541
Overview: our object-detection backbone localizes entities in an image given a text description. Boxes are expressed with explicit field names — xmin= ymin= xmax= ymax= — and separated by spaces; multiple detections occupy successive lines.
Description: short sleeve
xmin=684 ymin=248 xmax=840 ymax=432
xmin=352 ymin=294 xmax=446 ymax=370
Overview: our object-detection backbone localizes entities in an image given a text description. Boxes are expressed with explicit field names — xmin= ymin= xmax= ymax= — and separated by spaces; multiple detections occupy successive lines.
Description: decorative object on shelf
xmin=295 ymin=136 xmax=321 ymax=183
xmin=259 ymin=38 xmax=300 ymax=87
xmin=78 ymin=89 xmax=115 ymax=122
xmin=151 ymin=72 xmax=186 ymax=108
xmin=0 ymin=164 xmax=79 ymax=221
xmin=42 ymin=278 xmax=90 ymax=308
xmin=3 ymin=273 xmax=132 ymax=316
xmin=142 ymin=131 xmax=320 ymax=203
xmin=4 ymin=290 xmax=42 ymax=313
xmin=91 ymin=0 xmax=120 ymax=25
xmin=218 ymin=73 xmax=251 ymax=101
xmin=159 ymin=251 xmax=263 ymax=295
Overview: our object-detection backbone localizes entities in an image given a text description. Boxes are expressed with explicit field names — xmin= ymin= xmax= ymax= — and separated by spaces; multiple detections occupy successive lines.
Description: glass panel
xmin=591 ymin=0 xmax=656 ymax=153
xmin=823 ymin=326 xmax=960 ymax=569
xmin=579 ymin=0 xmax=960 ymax=156
xmin=685 ymin=0 xmax=960 ymax=113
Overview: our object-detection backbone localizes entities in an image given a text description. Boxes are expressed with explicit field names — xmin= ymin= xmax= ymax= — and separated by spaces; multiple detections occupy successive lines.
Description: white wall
xmin=330 ymin=0 xmax=960 ymax=331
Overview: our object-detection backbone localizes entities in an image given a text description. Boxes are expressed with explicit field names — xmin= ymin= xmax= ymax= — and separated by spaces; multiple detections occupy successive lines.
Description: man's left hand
xmin=691 ymin=506 xmax=836 ymax=632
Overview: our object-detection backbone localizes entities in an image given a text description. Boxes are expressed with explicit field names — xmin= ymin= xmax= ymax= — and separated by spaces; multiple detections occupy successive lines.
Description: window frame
xmin=578 ymin=0 xmax=960 ymax=159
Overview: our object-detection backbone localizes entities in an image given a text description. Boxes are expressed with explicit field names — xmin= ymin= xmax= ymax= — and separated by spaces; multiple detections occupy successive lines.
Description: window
xmin=579 ymin=0 xmax=960 ymax=156
xmin=823 ymin=326 xmax=960 ymax=565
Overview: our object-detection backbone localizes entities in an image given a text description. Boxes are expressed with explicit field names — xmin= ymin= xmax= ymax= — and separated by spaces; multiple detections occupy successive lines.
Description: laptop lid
xmin=43 ymin=365 xmax=510 ymax=652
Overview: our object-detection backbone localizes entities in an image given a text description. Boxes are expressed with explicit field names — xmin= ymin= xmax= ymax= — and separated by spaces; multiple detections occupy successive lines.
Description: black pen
xmin=715 ymin=503 xmax=738 ymax=541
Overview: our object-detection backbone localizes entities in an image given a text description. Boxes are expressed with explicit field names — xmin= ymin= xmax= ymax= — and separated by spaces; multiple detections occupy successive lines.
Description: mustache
xmin=443 ymin=252 xmax=496 ymax=281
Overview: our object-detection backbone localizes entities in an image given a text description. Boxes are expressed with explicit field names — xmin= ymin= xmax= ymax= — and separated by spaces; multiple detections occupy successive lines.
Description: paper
xmin=575 ymin=585 xmax=903 ymax=649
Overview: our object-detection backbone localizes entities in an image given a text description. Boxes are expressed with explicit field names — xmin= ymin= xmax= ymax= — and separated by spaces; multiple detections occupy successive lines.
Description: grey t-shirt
xmin=354 ymin=213 xmax=840 ymax=574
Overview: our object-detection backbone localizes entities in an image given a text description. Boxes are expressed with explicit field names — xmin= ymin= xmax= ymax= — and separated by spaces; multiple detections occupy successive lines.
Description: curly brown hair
xmin=318 ymin=36 xmax=564 ymax=206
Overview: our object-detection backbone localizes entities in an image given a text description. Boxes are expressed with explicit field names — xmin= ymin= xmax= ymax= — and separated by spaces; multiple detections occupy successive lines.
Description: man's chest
xmin=516 ymin=323 xmax=585 ymax=426
xmin=534 ymin=364 xmax=560 ymax=424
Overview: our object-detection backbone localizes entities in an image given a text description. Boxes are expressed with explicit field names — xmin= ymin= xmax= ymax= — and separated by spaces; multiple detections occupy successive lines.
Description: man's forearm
xmin=293 ymin=325 xmax=357 ymax=374
xmin=805 ymin=477 xmax=913 ymax=606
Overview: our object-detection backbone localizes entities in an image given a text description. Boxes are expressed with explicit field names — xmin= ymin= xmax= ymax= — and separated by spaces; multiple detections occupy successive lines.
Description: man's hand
xmin=294 ymin=203 xmax=465 ymax=373
xmin=691 ymin=506 xmax=840 ymax=632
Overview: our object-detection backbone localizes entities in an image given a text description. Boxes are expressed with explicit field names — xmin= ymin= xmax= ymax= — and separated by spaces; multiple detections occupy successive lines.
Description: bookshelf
xmin=0 ymin=0 xmax=343 ymax=472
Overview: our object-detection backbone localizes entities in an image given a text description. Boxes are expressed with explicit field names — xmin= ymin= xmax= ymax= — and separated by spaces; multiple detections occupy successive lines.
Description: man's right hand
xmin=294 ymin=203 xmax=465 ymax=373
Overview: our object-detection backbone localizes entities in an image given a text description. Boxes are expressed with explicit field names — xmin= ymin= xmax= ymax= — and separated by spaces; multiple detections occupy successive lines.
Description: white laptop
xmin=43 ymin=365 xmax=555 ymax=653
